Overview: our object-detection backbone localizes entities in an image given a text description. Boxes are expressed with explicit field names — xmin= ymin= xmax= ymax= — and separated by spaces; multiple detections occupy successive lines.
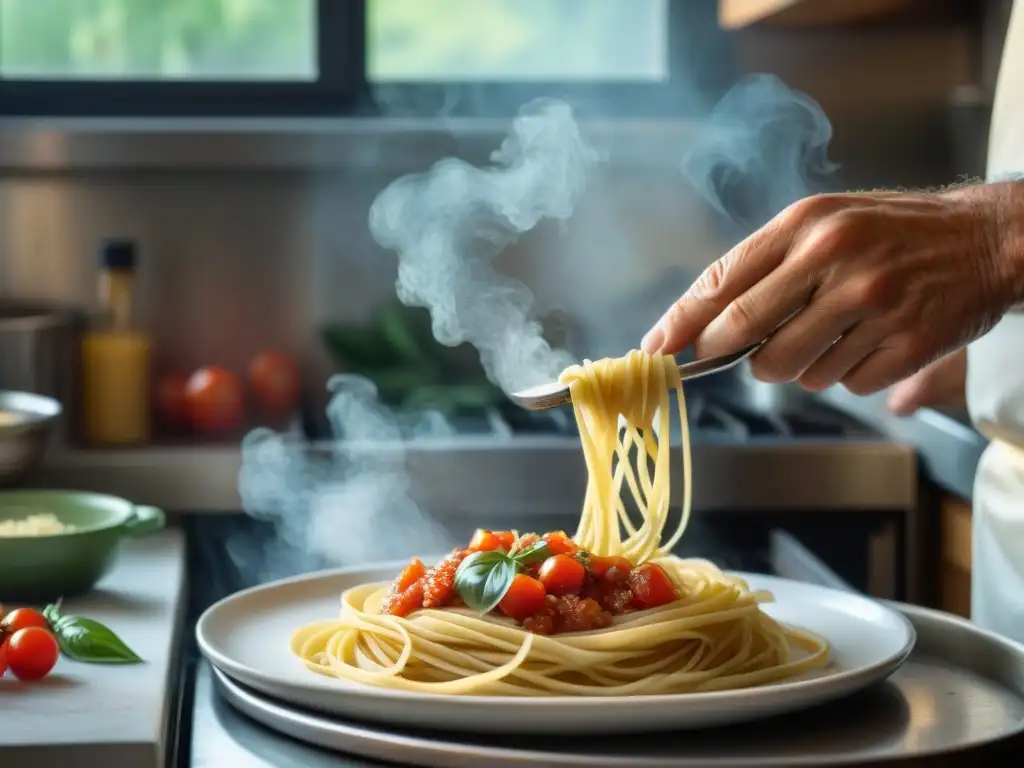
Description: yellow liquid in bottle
xmin=82 ymin=331 xmax=151 ymax=445
xmin=81 ymin=265 xmax=151 ymax=446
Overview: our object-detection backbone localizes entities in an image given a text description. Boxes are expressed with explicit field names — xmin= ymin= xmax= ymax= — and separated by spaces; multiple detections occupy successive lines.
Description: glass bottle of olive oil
xmin=81 ymin=239 xmax=151 ymax=445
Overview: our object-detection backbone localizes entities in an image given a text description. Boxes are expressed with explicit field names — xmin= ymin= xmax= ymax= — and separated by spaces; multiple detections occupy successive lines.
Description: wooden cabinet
xmin=939 ymin=495 xmax=972 ymax=618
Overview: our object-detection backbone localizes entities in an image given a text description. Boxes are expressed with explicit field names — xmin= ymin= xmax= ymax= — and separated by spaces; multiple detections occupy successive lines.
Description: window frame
xmin=0 ymin=1 xmax=369 ymax=117
xmin=0 ymin=0 xmax=730 ymax=118
xmin=366 ymin=0 xmax=732 ymax=119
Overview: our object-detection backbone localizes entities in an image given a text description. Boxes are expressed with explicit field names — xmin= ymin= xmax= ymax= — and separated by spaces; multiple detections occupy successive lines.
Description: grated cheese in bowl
xmin=0 ymin=513 xmax=74 ymax=537
xmin=0 ymin=409 xmax=25 ymax=427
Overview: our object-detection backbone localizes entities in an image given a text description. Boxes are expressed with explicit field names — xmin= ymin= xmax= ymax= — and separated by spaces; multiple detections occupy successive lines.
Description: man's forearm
xmin=943 ymin=180 xmax=1024 ymax=310
xmin=990 ymin=181 xmax=1024 ymax=308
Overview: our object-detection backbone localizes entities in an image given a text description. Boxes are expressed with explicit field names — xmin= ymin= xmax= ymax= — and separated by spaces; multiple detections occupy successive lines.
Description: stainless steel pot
xmin=0 ymin=301 xmax=82 ymax=441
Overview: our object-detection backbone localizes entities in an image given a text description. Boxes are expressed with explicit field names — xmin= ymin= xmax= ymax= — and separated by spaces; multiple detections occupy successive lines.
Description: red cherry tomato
xmin=468 ymin=529 xmax=516 ymax=552
xmin=248 ymin=351 xmax=301 ymax=413
xmin=538 ymin=554 xmax=586 ymax=596
xmin=154 ymin=372 xmax=189 ymax=429
xmin=0 ymin=638 xmax=8 ymax=677
xmin=184 ymin=367 xmax=245 ymax=433
xmin=1 ymin=607 xmax=49 ymax=634
xmin=542 ymin=532 xmax=578 ymax=555
xmin=499 ymin=574 xmax=547 ymax=622
xmin=628 ymin=563 xmax=679 ymax=610
xmin=6 ymin=626 xmax=59 ymax=681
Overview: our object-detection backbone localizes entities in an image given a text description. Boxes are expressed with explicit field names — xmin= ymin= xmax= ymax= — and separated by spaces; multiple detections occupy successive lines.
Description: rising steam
xmin=681 ymin=74 xmax=838 ymax=231
xmin=236 ymin=376 xmax=455 ymax=580
xmin=236 ymin=99 xmax=595 ymax=575
xmin=369 ymin=98 xmax=596 ymax=394
xmin=236 ymin=79 xmax=837 ymax=577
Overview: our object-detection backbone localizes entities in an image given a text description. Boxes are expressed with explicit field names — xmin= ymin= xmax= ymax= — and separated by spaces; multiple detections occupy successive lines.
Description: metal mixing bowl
xmin=0 ymin=390 xmax=61 ymax=487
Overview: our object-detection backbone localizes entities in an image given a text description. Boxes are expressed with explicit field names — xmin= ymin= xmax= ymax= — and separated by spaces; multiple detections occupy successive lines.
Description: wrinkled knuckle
xmin=690 ymin=259 xmax=729 ymax=302
xmin=844 ymin=273 xmax=890 ymax=311
xmin=782 ymin=194 xmax=835 ymax=227
xmin=720 ymin=296 xmax=760 ymax=337
xmin=808 ymin=211 xmax=864 ymax=253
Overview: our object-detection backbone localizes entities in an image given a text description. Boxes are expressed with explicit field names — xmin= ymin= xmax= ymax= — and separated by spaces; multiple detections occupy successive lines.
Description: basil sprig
xmin=42 ymin=599 xmax=143 ymax=665
xmin=454 ymin=541 xmax=551 ymax=613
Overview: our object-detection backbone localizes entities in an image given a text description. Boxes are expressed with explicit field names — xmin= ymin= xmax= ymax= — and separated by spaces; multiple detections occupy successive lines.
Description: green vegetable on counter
xmin=320 ymin=303 xmax=505 ymax=417
xmin=42 ymin=599 xmax=143 ymax=665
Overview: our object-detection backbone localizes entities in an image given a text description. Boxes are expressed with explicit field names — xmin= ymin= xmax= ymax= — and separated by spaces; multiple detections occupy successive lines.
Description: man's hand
xmin=886 ymin=348 xmax=967 ymax=416
xmin=643 ymin=184 xmax=1024 ymax=395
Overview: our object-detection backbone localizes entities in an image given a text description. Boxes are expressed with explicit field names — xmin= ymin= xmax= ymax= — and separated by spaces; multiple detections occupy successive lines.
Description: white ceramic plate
xmin=196 ymin=562 xmax=916 ymax=735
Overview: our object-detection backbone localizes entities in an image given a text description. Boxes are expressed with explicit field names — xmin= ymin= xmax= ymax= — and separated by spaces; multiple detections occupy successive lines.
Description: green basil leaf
xmin=512 ymin=541 xmax=552 ymax=565
xmin=52 ymin=615 xmax=143 ymax=665
xmin=454 ymin=551 xmax=518 ymax=613
xmin=42 ymin=599 xmax=62 ymax=626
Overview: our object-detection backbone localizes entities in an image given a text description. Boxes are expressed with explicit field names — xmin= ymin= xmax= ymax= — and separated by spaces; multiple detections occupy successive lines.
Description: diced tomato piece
xmin=382 ymin=581 xmax=425 ymax=617
xmin=393 ymin=558 xmax=427 ymax=593
xmin=469 ymin=529 xmax=514 ymax=552
xmin=589 ymin=555 xmax=633 ymax=580
xmin=499 ymin=574 xmax=547 ymax=622
xmin=538 ymin=554 xmax=586 ymax=597
xmin=423 ymin=550 xmax=469 ymax=608
xmin=554 ymin=595 xmax=613 ymax=633
xmin=542 ymin=531 xmax=578 ymax=555
xmin=628 ymin=563 xmax=679 ymax=610
xmin=381 ymin=558 xmax=430 ymax=617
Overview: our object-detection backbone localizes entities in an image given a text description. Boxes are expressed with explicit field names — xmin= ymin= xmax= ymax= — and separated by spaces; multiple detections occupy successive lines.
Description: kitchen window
xmin=0 ymin=0 xmax=726 ymax=117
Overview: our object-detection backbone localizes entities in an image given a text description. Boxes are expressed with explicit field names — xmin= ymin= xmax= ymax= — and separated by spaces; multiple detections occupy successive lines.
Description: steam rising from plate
xmin=234 ymin=99 xmax=596 ymax=577
xmin=235 ymin=79 xmax=836 ymax=579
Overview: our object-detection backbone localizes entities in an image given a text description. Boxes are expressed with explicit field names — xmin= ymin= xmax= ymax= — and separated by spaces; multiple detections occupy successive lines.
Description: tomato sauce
xmin=380 ymin=530 xmax=681 ymax=634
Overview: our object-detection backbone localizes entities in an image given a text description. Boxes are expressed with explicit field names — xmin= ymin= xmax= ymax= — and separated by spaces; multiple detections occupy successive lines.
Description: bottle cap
xmin=98 ymin=239 xmax=137 ymax=271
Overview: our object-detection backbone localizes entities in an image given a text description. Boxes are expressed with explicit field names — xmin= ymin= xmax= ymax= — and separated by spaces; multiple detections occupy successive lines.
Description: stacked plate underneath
xmin=196 ymin=563 xmax=1024 ymax=767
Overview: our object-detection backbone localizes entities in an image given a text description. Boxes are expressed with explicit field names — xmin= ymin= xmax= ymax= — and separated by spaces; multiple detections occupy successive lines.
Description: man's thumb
xmin=886 ymin=376 xmax=928 ymax=416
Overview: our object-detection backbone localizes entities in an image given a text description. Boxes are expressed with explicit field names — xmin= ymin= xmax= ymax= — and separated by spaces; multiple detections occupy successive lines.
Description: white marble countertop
xmin=0 ymin=528 xmax=187 ymax=768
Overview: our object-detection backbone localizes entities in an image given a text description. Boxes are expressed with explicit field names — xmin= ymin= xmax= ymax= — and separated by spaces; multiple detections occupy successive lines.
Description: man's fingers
xmin=746 ymin=293 xmax=864 ymax=382
xmin=885 ymin=348 xmax=968 ymax=414
xmin=886 ymin=376 xmax=929 ymax=416
xmin=842 ymin=339 xmax=930 ymax=396
xmin=643 ymin=222 xmax=792 ymax=355
xmin=693 ymin=239 xmax=823 ymax=359
xmin=797 ymin=322 xmax=887 ymax=391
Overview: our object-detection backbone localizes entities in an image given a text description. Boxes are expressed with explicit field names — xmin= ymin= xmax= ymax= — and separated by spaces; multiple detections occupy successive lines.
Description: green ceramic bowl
xmin=0 ymin=490 xmax=166 ymax=604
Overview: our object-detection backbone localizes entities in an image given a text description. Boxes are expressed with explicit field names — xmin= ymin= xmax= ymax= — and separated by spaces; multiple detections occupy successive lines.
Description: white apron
xmin=969 ymin=0 xmax=1024 ymax=642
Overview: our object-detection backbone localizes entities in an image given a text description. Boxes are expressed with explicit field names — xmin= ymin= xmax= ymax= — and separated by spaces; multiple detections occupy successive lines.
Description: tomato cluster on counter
xmin=0 ymin=608 xmax=60 ymax=681
xmin=155 ymin=350 xmax=301 ymax=435
xmin=381 ymin=530 xmax=680 ymax=635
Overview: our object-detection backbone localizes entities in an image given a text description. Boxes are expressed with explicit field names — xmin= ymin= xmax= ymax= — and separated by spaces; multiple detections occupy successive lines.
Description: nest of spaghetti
xmin=291 ymin=540 xmax=829 ymax=697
